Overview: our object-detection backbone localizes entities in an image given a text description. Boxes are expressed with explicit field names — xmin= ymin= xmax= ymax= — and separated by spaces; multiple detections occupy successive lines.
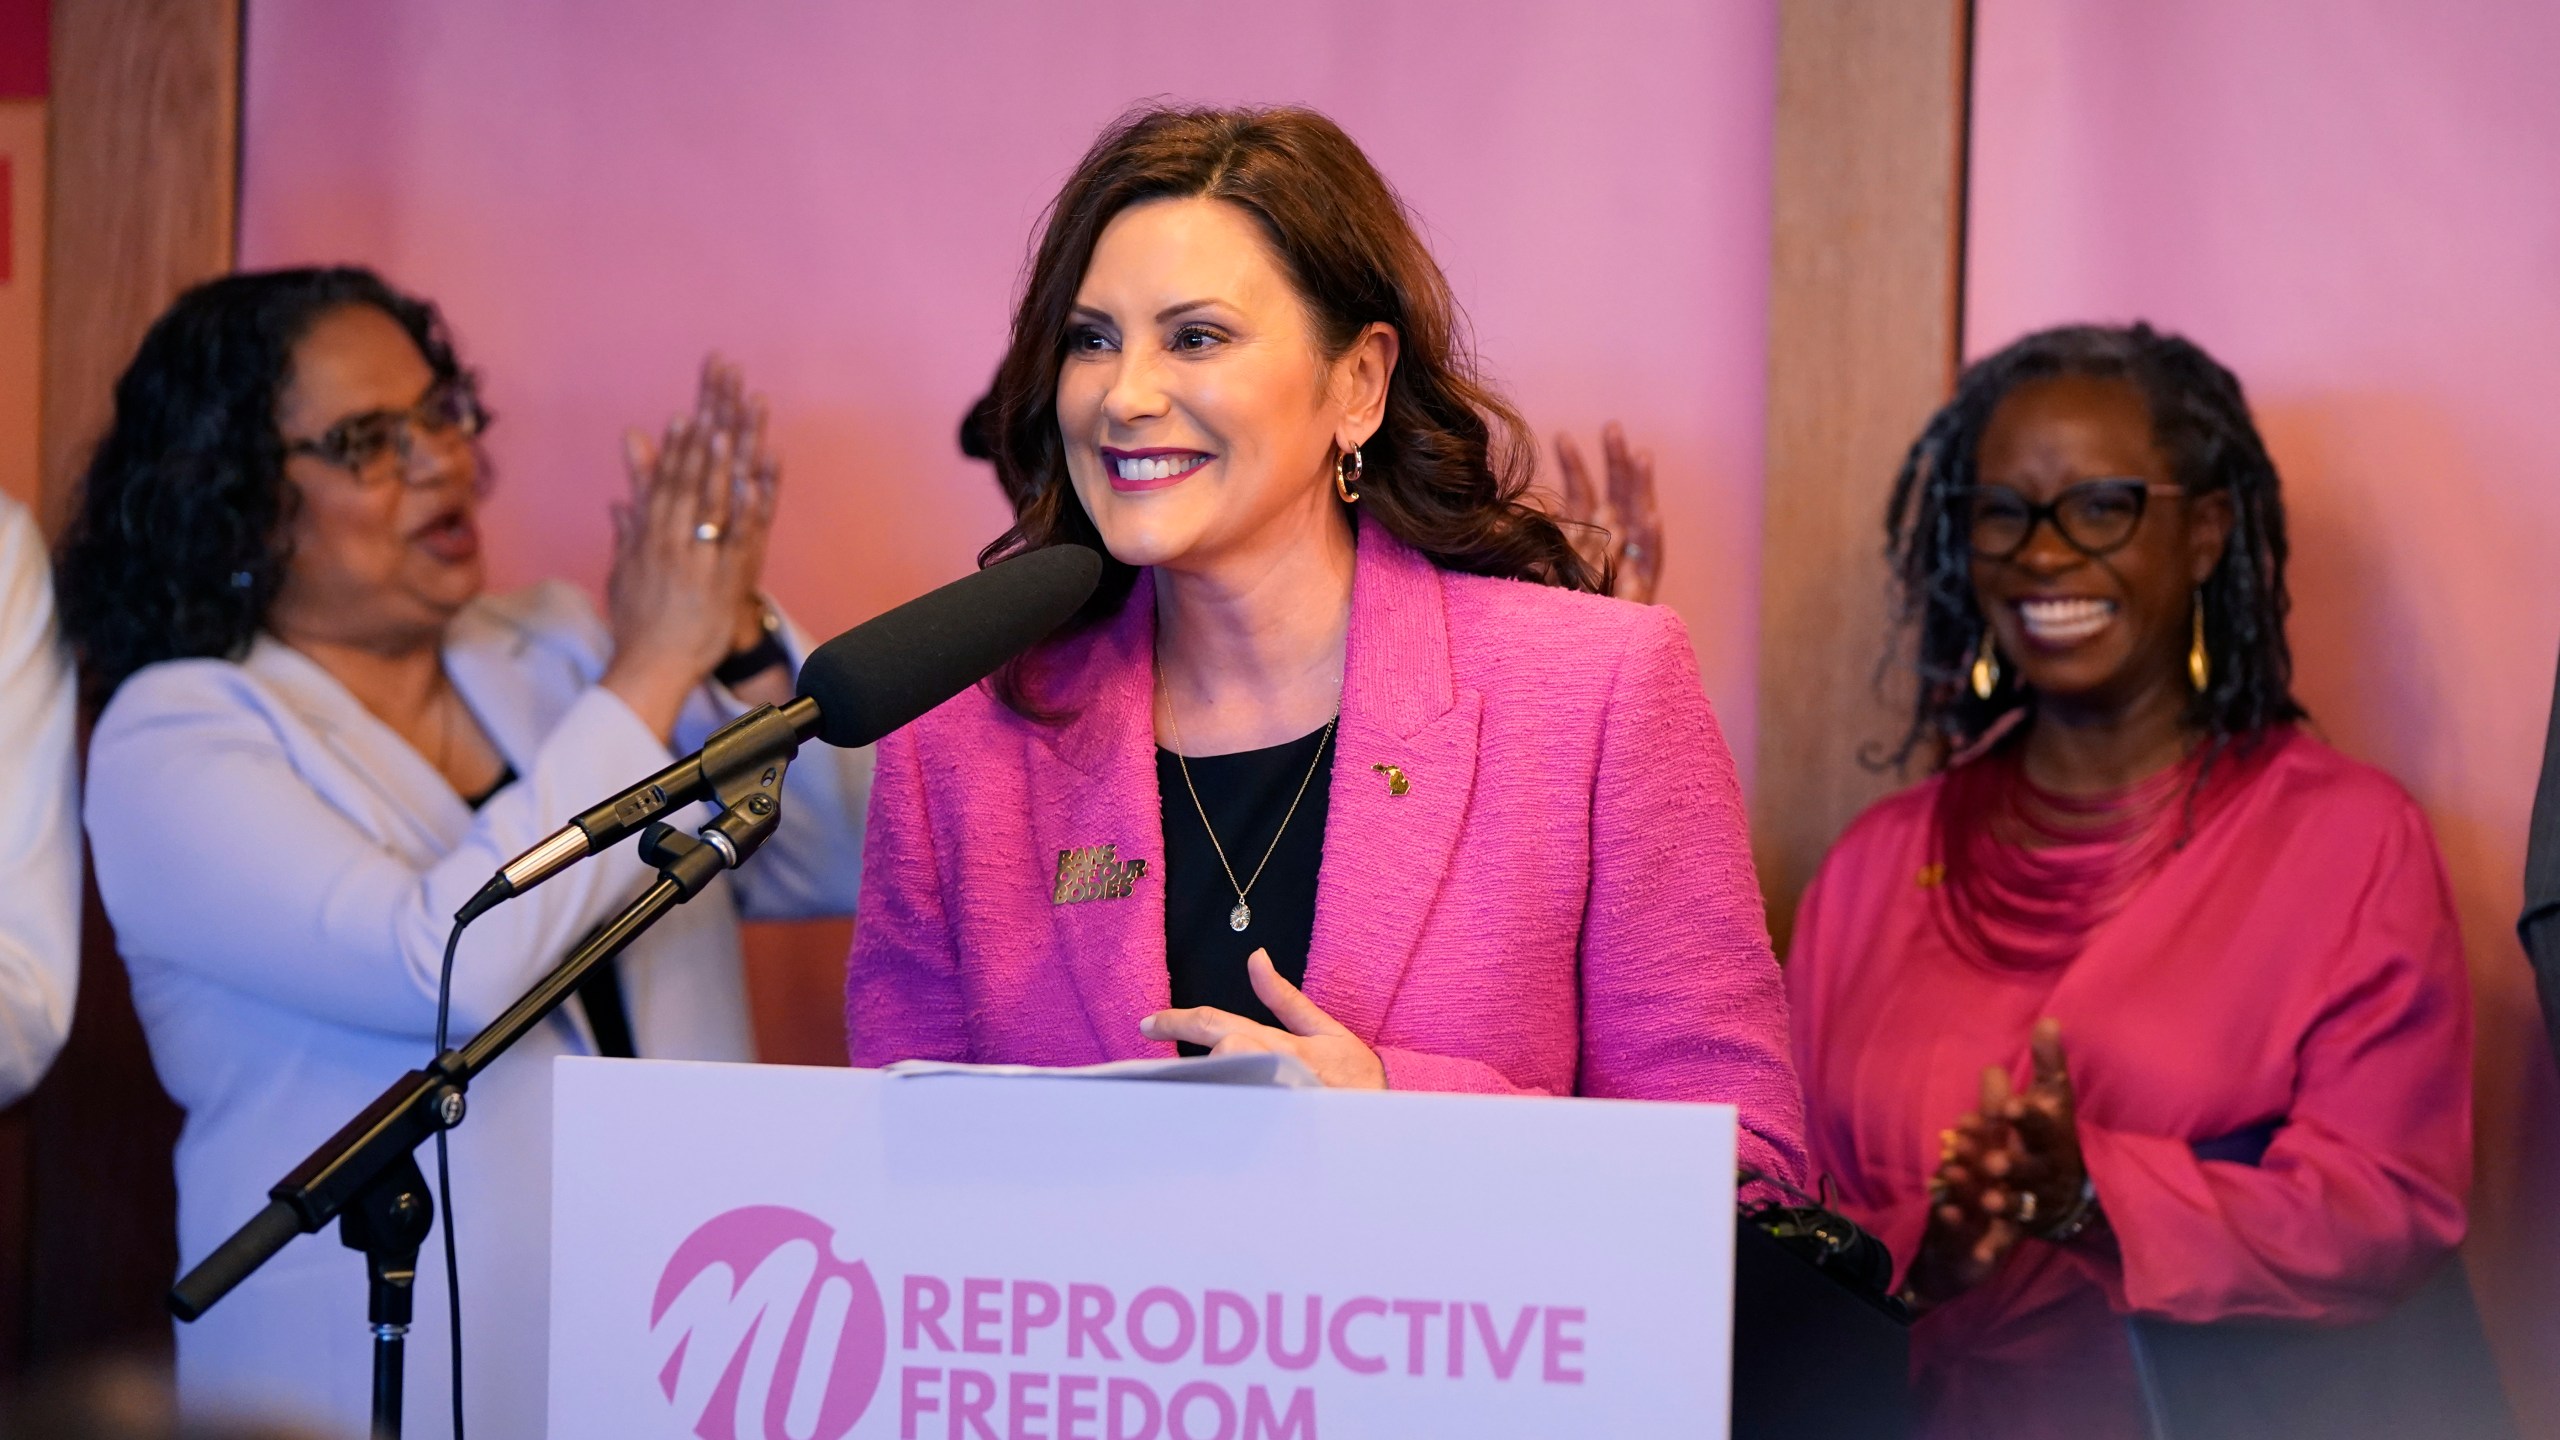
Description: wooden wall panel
xmin=1756 ymin=0 xmax=1972 ymax=947
xmin=15 ymin=0 xmax=241 ymax=1373
xmin=38 ymin=0 xmax=237 ymax=524
xmin=0 ymin=97 xmax=44 ymax=511
xmin=21 ymin=883 xmax=181 ymax=1369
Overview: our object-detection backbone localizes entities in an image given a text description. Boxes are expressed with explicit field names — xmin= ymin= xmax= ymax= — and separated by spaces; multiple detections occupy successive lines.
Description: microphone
xmin=457 ymin=544 xmax=1102 ymax=922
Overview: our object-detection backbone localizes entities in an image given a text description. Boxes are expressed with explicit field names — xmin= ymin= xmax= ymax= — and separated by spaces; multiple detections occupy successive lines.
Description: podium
xmin=550 ymin=1057 xmax=1898 ymax=1438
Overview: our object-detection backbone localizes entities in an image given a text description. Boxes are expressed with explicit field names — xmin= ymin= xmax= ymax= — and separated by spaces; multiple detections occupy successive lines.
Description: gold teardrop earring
xmin=2188 ymin=588 xmax=2211 ymax=691
xmin=1334 ymin=444 xmax=1363 ymax=504
xmin=1969 ymin=629 xmax=2001 ymax=701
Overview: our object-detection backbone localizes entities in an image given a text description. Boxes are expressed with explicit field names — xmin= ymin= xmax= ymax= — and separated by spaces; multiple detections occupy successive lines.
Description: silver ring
xmin=2016 ymin=1189 xmax=2039 ymax=1225
xmin=692 ymin=521 xmax=724 ymax=544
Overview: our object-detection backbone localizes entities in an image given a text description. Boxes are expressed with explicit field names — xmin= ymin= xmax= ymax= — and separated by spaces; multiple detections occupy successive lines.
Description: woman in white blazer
xmin=0 ymin=492 xmax=78 ymax=1106
xmin=54 ymin=268 xmax=869 ymax=1439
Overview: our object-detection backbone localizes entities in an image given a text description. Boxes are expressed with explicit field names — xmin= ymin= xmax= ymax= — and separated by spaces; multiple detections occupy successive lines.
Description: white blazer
xmin=0 ymin=494 xmax=79 ymax=1105
xmin=83 ymin=582 xmax=870 ymax=1440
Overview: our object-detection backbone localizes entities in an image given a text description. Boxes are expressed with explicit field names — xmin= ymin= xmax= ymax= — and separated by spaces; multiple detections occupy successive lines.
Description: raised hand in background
xmin=1554 ymin=421 xmax=1663 ymax=604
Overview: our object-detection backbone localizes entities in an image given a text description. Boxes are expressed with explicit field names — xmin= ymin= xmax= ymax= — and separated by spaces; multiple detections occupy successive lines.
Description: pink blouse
xmin=1786 ymin=730 xmax=2471 ymax=1439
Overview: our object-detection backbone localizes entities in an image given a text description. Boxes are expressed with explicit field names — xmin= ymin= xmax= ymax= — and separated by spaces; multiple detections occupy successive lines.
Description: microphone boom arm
xmin=169 ymin=703 xmax=804 ymax=1325
xmin=461 ymin=695 xmax=820 ymax=923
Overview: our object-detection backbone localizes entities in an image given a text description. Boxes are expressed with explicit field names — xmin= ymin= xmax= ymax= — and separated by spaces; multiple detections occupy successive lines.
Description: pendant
xmin=1229 ymin=901 xmax=1252 ymax=932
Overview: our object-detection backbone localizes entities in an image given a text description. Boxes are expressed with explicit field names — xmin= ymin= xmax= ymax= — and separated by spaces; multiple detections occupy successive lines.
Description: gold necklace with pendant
xmin=1162 ymin=691 xmax=1337 ymax=934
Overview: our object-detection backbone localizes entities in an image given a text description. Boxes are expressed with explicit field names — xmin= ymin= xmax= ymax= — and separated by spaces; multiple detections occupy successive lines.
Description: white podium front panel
xmin=550 ymin=1058 xmax=1734 ymax=1440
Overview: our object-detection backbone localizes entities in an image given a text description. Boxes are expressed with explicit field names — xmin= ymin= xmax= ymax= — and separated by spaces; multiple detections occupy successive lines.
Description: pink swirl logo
xmin=651 ymin=1205 xmax=888 ymax=1440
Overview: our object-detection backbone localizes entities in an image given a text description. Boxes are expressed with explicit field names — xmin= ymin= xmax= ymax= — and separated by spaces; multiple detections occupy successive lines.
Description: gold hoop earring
xmin=1969 ymin=630 xmax=2001 ymax=701
xmin=2188 ymin=588 xmax=2210 ymax=692
xmin=1334 ymin=445 xmax=1363 ymax=504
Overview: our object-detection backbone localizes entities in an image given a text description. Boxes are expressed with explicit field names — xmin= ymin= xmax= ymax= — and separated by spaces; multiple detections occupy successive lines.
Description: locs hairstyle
xmin=1881 ymin=322 xmax=2305 ymax=768
xmin=980 ymin=105 xmax=1602 ymax=659
xmin=53 ymin=267 xmax=474 ymax=708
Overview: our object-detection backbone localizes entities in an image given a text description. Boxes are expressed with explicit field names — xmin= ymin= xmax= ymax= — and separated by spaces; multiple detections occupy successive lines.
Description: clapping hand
xmin=1908 ymin=1019 xmax=2088 ymax=1308
xmin=600 ymin=355 xmax=783 ymax=737
xmin=1139 ymin=949 xmax=1387 ymax=1090
xmin=1982 ymin=1020 xmax=2088 ymax=1225
xmin=1553 ymin=422 xmax=1663 ymax=604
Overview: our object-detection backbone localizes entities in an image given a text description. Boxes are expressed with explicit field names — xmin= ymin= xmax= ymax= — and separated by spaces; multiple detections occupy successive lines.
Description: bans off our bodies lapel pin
xmin=1053 ymin=844 xmax=1147 ymax=905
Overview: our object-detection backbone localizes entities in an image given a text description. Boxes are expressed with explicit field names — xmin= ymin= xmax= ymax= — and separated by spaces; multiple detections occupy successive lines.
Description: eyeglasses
xmin=1962 ymin=478 xmax=2185 ymax=560
xmin=284 ymin=378 xmax=485 ymax=481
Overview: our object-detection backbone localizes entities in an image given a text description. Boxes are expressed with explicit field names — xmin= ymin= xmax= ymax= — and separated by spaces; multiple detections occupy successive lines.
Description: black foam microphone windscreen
xmin=795 ymin=544 xmax=1103 ymax=749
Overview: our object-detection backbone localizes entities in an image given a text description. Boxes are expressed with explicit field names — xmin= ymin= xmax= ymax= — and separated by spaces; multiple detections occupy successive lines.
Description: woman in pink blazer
xmin=847 ymin=104 xmax=1805 ymax=1186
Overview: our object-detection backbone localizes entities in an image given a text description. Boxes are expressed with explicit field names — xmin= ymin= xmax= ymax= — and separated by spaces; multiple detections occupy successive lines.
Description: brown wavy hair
xmin=981 ymin=104 xmax=1601 ymax=707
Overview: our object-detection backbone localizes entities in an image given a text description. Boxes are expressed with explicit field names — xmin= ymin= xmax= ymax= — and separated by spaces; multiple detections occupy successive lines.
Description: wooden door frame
xmin=9 ymin=0 xmax=242 ymax=1373
xmin=1756 ymin=0 xmax=1973 ymax=948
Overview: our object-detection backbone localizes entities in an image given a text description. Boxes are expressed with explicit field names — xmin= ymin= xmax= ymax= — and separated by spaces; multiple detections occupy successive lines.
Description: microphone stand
xmin=167 ymin=705 xmax=805 ymax=1440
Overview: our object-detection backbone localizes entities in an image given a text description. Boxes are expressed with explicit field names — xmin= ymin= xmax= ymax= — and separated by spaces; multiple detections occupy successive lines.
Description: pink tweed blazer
xmin=846 ymin=518 xmax=1806 ymax=1184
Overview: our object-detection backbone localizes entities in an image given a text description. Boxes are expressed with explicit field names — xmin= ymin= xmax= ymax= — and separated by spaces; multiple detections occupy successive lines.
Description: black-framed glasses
xmin=1962 ymin=478 xmax=2185 ymax=560
xmin=284 ymin=378 xmax=485 ymax=481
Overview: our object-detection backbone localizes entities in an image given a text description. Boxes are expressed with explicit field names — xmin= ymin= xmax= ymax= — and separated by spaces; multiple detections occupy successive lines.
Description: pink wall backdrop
xmin=237 ymin=0 xmax=1778 ymax=780
xmin=244 ymin=3 xmax=2557 ymax=1406
xmin=1969 ymin=1 xmax=2560 ymax=1425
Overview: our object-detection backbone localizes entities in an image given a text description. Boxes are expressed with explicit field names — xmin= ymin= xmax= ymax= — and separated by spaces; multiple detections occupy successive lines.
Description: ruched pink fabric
xmin=1788 ymin=730 xmax=2473 ymax=1439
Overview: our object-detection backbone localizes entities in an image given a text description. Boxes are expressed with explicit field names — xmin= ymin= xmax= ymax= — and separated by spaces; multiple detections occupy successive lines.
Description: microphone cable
xmin=434 ymin=912 xmax=472 ymax=1440
xmin=431 ymin=877 xmax=631 ymax=1440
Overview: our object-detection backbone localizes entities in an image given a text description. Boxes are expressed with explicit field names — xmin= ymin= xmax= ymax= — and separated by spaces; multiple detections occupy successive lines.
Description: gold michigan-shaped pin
xmin=1053 ymin=844 xmax=1148 ymax=905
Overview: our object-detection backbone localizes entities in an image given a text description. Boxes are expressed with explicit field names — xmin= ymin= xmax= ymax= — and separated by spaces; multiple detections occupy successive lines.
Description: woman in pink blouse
xmin=1786 ymin=324 xmax=2472 ymax=1437
xmin=844 ymin=105 xmax=1804 ymax=1185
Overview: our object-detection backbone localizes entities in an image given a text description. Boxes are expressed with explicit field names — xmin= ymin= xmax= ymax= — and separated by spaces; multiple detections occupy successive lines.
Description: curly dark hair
xmin=53 ymin=267 xmax=473 ymax=708
xmin=1882 ymin=322 xmax=2305 ymax=768
xmin=980 ymin=104 xmax=1601 ymax=700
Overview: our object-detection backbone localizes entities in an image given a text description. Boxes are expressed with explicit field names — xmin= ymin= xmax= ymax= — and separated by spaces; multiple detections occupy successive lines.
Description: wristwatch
xmin=2035 ymin=1174 xmax=2105 ymax=1245
xmin=714 ymin=596 xmax=790 ymax=687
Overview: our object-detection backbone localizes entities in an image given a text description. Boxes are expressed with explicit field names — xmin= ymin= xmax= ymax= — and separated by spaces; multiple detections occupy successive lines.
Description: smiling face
xmin=1969 ymin=374 xmax=2231 ymax=719
xmin=265 ymin=303 xmax=486 ymax=653
xmin=1054 ymin=196 xmax=1392 ymax=578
